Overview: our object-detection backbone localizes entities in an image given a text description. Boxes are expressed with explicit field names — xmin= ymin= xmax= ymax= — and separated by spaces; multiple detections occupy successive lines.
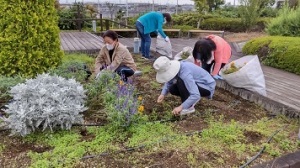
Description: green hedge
xmin=242 ymin=36 xmax=300 ymax=75
xmin=0 ymin=0 xmax=63 ymax=77
xmin=200 ymin=17 xmax=271 ymax=32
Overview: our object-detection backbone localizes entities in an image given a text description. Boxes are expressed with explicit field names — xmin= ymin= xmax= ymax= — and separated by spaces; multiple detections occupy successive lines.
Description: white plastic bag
xmin=156 ymin=33 xmax=172 ymax=59
xmin=174 ymin=47 xmax=194 ymax=63
xmin=220 ymin=55 xmax=267 ymax=96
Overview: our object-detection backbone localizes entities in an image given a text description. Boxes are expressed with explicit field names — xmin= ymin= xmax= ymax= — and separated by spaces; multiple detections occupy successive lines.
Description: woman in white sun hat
xmin=153 ymin=56 xmax=216 ymax=115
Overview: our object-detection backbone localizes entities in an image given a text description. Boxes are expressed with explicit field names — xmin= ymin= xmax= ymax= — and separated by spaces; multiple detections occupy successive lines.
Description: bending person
xmin=192 ymin=35 xmax=231 ymax=80
xmin=94 ymin=30 xmax=137 ymax=81
xmin=136 ymin=12 xmax=172 ymax=59
xmin=154 ymin=56 xmax=216 ymax=116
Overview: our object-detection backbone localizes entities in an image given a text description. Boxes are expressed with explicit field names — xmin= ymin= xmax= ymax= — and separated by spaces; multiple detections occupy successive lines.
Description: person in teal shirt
xmin=136 ymin=12 xmax=171 ymax=59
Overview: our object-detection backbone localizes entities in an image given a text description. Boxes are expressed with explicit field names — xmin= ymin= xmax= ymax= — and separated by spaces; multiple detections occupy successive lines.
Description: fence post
xmin=100 ymin=13 xmax=103 ymax=32
xmin=105 ymin=20 xmax=109 ymax=31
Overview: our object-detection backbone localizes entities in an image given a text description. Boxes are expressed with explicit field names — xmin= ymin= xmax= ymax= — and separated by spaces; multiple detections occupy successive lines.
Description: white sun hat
xmin=153 ymin=56 xmax=181 ymax=83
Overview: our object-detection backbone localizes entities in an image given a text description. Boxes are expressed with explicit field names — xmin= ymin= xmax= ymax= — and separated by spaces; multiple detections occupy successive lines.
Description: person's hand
xmin=212 ymin=75 xmax=223 ymax=80
xmin=165 ymin=36 xmax=170 ymax=42
xmin=157 ymin=95 xmax=165 ymax=103
xmin=172 ymin=105 xmax=183 ymax=116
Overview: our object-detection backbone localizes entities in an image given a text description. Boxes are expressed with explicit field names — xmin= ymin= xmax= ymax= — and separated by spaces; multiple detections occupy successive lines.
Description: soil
xmin=0 ymin=130 xmax=52 ymax=168
xmin=0 ymin=43 xmax=283 ymax=167
xmin=224 ymin=32 xmax=267 ymax=42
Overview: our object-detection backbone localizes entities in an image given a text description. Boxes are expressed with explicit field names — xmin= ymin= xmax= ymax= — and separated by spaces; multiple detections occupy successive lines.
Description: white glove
xmin=95 ymin=72 xmax=102 ymax=79
xmin=165 ymin=36 xmax=170 ymax=42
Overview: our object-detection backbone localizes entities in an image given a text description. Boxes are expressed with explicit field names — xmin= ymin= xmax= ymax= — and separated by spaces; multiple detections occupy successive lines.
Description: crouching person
xmin=154 ymin=56 xmax=216 ymax=115
xmin=94 ymin=30 xmax=137 ymax=81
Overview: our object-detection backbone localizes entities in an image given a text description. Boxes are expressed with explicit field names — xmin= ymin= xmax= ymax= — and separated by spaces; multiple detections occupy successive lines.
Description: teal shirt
xmin=137 ymin=12 xmax=167 ymax=38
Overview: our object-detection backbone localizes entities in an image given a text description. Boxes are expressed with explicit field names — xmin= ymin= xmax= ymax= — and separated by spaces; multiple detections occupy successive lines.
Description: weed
xmin=150 ymin=81 xmax=161 ymax=90
xmin=187 ymin=152 xmax=198 ymax=167
xmin=141 ymin=65 xmax=152 ymax=75
xmin=0 ymin=143 xmax=5 ymax=153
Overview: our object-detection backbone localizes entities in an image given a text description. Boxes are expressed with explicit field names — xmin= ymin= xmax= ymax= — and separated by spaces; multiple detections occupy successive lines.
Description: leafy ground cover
xmin=0 ymin=54 xmax=299 ymax=168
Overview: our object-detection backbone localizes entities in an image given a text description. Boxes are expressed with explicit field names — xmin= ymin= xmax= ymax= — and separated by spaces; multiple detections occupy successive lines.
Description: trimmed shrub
xmin=200 ymin=17 xmax=270 ymax=32
xmin=0 ymin=0 xmax=63 ymax=77
xmin=200 ymin=18 xmax=245 ymax=32
xmin=2 ymin=74 xmax=87 ymax=136
xmin=242 ymin=36 xmax=300 ymax=75
xmin=266 ymin=5 xmax=300 ymax=36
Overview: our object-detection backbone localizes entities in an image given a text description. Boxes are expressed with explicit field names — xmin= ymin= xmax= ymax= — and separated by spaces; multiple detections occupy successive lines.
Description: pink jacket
xmin=207 ymin=35 xmax=231 ymax=76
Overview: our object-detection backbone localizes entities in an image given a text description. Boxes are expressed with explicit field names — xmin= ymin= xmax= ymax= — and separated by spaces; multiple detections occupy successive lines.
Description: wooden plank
xmin=63 ymin=33 xmax=85 ymax=51
xmin=66 ymin=32 xmax=88 ymax=51
xmin=75 ymin=32 xmax=98 ymax=50
xmin=266 ymin=91 xmax=300 ymax=110
xmin=60 ymin=33 xmax=77 ymax=51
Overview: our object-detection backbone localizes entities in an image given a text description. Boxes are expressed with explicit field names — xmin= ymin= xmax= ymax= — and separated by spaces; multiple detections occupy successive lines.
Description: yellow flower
xmin=138 ymin=105 xmax=144 ymax=114
xmin=138 ymin=96 xmax=143 ymax=101
xmin=119 ymin=80 xmax=124 ymax=85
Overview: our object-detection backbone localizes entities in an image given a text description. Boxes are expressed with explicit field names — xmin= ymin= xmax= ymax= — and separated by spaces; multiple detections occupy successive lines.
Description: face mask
xmin=106 ymin=43 xmax=114 ymax=50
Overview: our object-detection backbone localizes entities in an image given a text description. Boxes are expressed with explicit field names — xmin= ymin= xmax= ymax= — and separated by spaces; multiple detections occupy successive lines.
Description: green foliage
xmin=57 ymin=2 xmax=88 ymax=30
xmin=201 ymin=18 xmax=245 ymax=32
xmin=0 ymin=75 xmax=25 ymax=99
xmin=239 ymin=0 xmax=262 ymax=29
xmin=192 ymin=0 xmax=209 ymax=14
xmin=0 ymin=0 xmax=63 ymax=77
xmin=48 ymin=54 xmax=94 ymax=83
xmin=242 ymin=36 xmax=300 ymax=74
xmin=266 ymin=5 xmax=300 ymax=36
xmin=212 ymin=6 xmax=240 ymax=18
xmin=126 ymin=122 xmax=177 ymax=148
xmin=260 ymin=7 xmax=279 ymax=17
xmin=207 ymin=0 xmax=225 ymax=11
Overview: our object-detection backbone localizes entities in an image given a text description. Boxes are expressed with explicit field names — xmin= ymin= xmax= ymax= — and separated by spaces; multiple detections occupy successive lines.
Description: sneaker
xmin=134 ymin=70 xmax=143 ymax=77
xmin=180 ymin=107 xmax=195 ymax=115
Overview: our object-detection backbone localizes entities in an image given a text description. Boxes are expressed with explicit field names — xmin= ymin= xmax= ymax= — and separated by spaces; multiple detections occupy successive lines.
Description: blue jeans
xmin=135 ymin=21 xmax=151 ymax=58
xmin=115 ymin=65 xmax=135 ymax=82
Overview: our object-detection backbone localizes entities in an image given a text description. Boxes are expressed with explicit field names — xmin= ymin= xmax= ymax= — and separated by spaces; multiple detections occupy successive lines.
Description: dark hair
xmin=192 ymin=38 xmax=216 ymax=63
xmin=163 ymin=13 xmax=172 ymax=22
xmin=102 ymin=30 xmax=118 ymax=41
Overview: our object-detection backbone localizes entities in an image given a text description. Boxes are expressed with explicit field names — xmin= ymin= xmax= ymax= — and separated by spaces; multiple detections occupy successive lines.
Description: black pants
xmin=202 ymin=60 xmax=226 ymax=74
xmin=115 ymin=65 xmax=134 ymax=81
xmin=169 ymin=77 xmax=211 ymax=103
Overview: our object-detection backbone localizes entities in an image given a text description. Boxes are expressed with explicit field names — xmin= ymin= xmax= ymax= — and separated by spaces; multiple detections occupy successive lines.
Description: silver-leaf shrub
xmin=2 ymin=73 xmax=87 ymax=136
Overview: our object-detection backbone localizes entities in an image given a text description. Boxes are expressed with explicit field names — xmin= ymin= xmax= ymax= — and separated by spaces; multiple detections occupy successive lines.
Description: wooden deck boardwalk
xmin=60 ymin=32 xmax=104 ymax=54
xmin=60 ymin=33 xmax=300 ymax=114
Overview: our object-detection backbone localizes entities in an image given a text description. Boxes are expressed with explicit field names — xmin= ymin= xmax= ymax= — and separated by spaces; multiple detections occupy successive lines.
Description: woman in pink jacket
xmin=192 ymin=35 xmax=231 ymax=80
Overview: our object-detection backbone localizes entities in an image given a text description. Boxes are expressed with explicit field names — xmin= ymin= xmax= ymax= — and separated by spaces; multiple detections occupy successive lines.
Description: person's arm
xmin=157 ymin=17 xmax=167 ymax=39
xmin=94 ymin=48 xmax=106 ymax=74
xmin=161 ymin=79 xmax=174 ymax=96
xmin=181 ymin=73 xmax=201 ymax=109
xmin=211 ymin=52 xmax=222 ymax=76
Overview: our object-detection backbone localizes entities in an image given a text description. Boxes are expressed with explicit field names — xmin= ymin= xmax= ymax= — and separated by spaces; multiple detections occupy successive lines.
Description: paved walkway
xmin=60 ymin=32 xmax=300 ymax=114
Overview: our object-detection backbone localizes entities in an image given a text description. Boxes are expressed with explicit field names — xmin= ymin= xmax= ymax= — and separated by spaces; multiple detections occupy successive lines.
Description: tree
xmin=258 ymin=0 xmax=275 ymax=9
xmin=86 ymin=4 xmax=98 ymax=18
xmin=207 ymin=0 xmax=225 ymax=11
xmin=0 ymin=0 xmax=63 ymax=77
xmin=239 ymin=0 xmax=261 ymax=29
xmin=106 ymin=2 xmax=117 ymax=20
xmin=192 ymin=0 xmax=209 ymax=14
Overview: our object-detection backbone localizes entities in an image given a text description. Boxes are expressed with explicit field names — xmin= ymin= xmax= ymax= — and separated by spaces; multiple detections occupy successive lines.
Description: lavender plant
xmin=1 ymin=73 xmax=87 ymax=136
xmin=104 ymin=76 xmax=142 ymax=128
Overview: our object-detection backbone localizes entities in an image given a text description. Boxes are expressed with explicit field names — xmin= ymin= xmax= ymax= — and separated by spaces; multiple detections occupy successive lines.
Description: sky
xmin=59 ymin=0 xmax=239 ymax=5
